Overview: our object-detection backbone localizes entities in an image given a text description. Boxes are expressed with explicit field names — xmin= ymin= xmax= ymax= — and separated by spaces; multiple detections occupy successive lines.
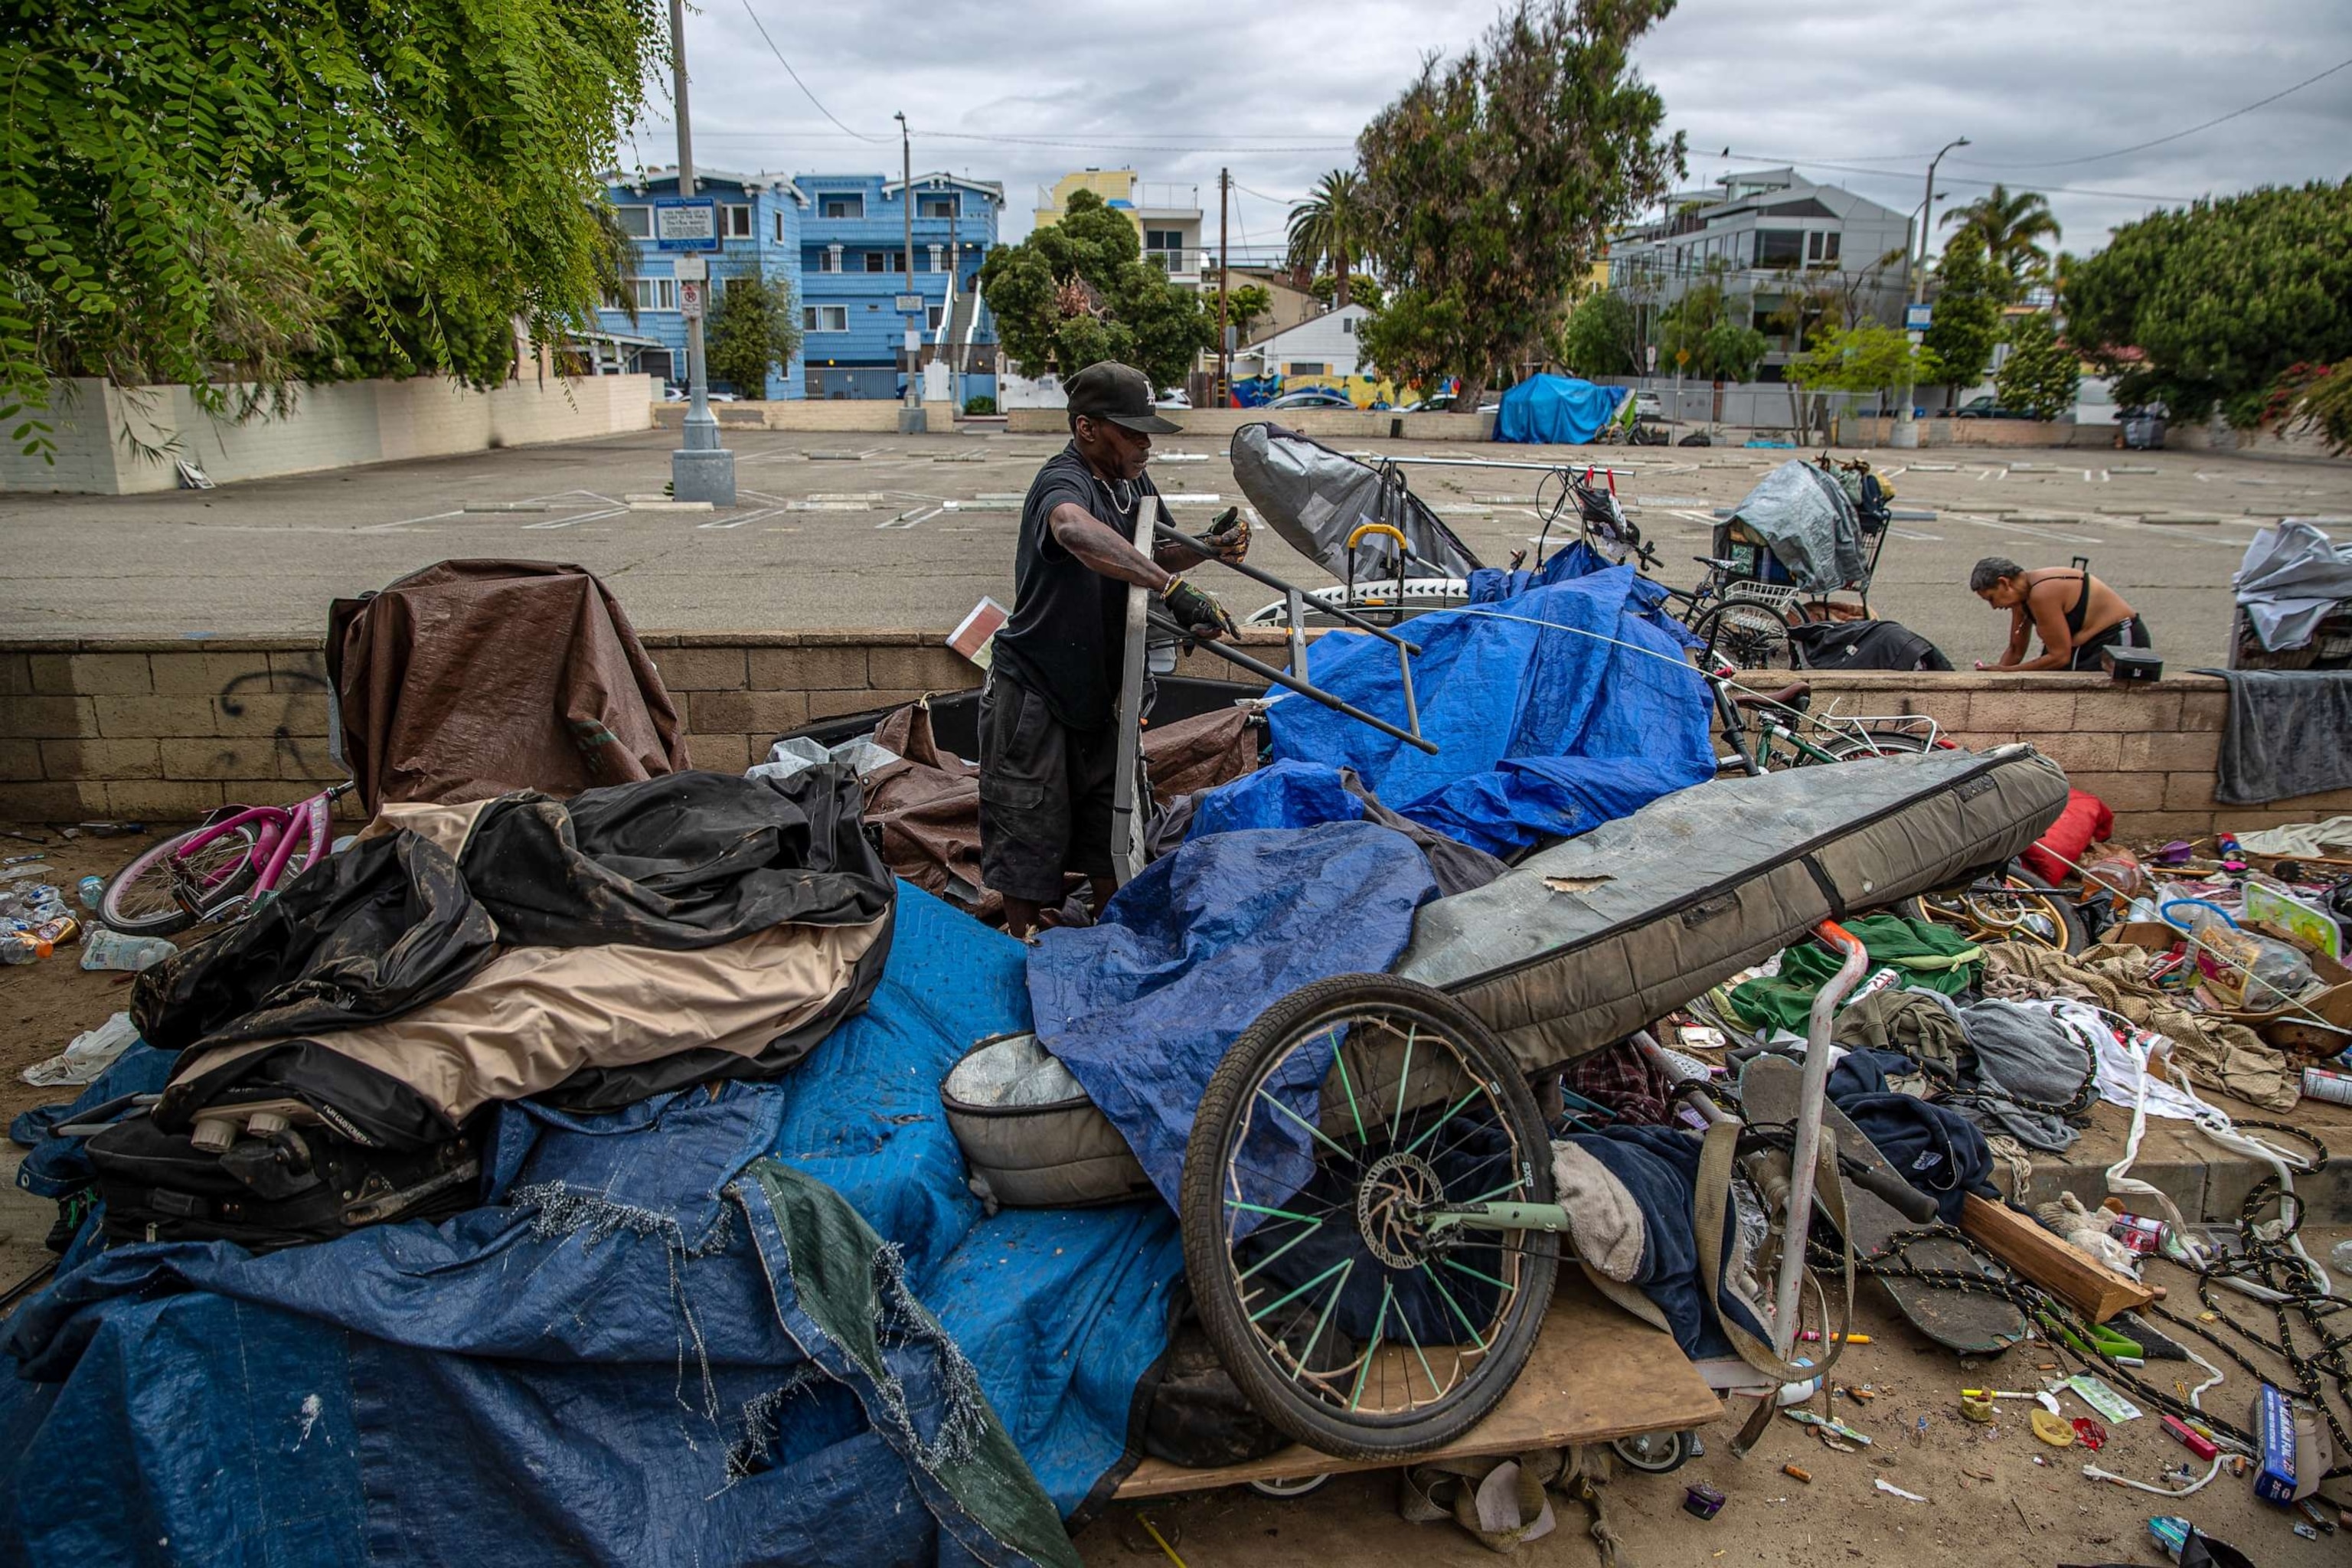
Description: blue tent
xmin=1494 ymin=375 xmax=1628 ymax=445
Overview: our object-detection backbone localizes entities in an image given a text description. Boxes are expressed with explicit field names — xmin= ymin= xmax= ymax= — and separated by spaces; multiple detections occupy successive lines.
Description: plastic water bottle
xmin=77 ymin=875 xmax=104 ymax=911
xmin=80 ymin=926 xmax=177 ymax=973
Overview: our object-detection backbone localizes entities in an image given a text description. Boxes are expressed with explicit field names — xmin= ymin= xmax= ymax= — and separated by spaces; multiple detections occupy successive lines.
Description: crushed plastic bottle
xmin=77 ymin=875 xmax=104 ymax=911
xmin=0 ymin=934 xmax=51 ymax=964
xmin=80 ymin=926 xmax=177 ymax=973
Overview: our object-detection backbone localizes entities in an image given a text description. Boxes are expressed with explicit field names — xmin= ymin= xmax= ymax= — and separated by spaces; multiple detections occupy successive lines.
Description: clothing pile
xmin=90 ymin=768 xmax=897 ymax=1250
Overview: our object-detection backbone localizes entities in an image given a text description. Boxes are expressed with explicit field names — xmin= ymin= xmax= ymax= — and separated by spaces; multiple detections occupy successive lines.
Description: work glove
xmin=1201 ymin=506 xmax=1250 ymax=564
xmin=1162 ymin=575 xmax=1236 ymax=641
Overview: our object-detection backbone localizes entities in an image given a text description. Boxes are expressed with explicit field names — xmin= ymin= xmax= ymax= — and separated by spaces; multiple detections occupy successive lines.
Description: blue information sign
xmin=655 ymin=198 xmax=720 ymax=253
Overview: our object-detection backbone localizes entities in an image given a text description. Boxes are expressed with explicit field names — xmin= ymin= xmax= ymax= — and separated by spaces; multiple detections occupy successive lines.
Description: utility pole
xmin=668 ymin=0 xmax=733 ymax=504
xmin=895 ymin=112 xmax=922 ymax=430
xmin=1893 ymin=135 xmax=1969 ymax=450
xmin=1215 ymin=168 xmax=1230 ymax=409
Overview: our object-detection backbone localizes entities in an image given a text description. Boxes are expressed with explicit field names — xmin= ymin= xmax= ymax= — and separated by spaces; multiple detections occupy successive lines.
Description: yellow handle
xmin=1346 ymin=521 xmax=1408 ymax=553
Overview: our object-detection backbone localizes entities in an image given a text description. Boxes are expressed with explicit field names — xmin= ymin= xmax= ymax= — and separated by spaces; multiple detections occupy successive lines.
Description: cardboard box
xmin=2253 ymin=1383 xmax=2297 ymax=1505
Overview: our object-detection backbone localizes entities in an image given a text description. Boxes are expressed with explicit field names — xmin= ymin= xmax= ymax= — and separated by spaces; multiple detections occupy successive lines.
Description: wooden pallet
xmin=1112 ymin=1276 xmax=1721 ymax=1499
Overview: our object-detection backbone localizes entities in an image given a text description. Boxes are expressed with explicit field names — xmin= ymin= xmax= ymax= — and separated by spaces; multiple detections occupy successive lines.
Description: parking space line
xmin=697 ymin=506 xmax=786 ymax=531
xmin=521 ymin=507 xmax=628 ymax=531
xmin=1945 ymin=511 xmax=2102 ymax=545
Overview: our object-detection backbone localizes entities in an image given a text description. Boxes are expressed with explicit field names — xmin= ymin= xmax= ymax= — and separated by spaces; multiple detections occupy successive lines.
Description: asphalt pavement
xmin=6 ymin=425 xmax=2349 ymax=668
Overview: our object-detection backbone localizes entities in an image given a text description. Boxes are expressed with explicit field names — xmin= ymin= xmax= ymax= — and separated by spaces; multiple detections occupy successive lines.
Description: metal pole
xmin=1773 ymin=921 xmax=1867 ymax=1358
xmin=946 ymin=182 xmax=960 ymax=417
xmin=897 ymin=113 xmax=916 ymax=411
xmin=667 ymin=0 xmax=732 ymax=504
xmin=1216 ymin=168 xmax=1230 ymax=408
xmin=1892 ymin=136 xmax=1968 ymax=451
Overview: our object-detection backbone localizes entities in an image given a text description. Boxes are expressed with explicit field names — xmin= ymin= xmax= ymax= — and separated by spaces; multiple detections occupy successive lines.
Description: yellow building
xmin=1031 ymin=169 xmax=1205 ymax=285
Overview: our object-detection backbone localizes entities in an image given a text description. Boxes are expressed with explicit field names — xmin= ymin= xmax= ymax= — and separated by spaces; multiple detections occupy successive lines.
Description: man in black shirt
xmin=982 ymin=361 xmax=1245 ymax=936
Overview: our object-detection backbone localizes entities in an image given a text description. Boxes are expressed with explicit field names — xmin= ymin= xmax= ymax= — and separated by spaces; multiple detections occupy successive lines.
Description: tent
xmin=1493 ymin=375 xmax=1630 ymax=446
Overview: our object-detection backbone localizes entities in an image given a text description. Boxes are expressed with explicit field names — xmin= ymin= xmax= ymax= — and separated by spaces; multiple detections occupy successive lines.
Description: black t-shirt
xmin=991 ymin=443 xmax=1160 ymax=730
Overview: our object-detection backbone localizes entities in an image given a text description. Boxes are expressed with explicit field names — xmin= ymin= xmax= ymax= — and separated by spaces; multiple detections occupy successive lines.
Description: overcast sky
xmin=634 ymin=0 xmax=2352 ymax=262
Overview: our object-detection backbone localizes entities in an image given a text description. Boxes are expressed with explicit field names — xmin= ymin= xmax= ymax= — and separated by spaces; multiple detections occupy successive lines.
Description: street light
xmin=1891 ymin=136 xmax=1968 ymax=451
xmin=667 ymin=0 xmax=733 ymax=505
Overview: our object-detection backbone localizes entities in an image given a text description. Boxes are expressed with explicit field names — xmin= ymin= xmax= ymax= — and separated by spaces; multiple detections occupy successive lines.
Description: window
xmin=802 ymin=305 xmax=848 ymax=332
xmin=629 ymin=277 xmax=678 ymax=311
xmin=1288 ymin=361 xmax=1327 ymax=376
xmin=774 ymin=211 xmax=789 ymax=243
xmin=1806 ymin=230 xmax=1841 ymax=263
xmin=613 ymin=205 xmax=652 ymax=239
xmin=926 ymin=244 xmax=942 ymax=273
xmin=1341 ymin=317 xmax=1356 ymax=335
xmin=927 ymin=305 xmax=944 ymax=331
xmin=818 ymin=244 xmax=841 ymax=273
xmin=723 ymin=204 xmax=752 ymax=239
xmin=917 ymin=193 xmax=959 ymax=219
xmin=819 ymin=194 xmax=863 ymax=219
xmin=864 ymin=251 xmax=890 ymax=273
xmin=1754 ymin=229 xmax=1804 ymax=268
xmin=1145 ymin=228 xmax=1184 ymax=251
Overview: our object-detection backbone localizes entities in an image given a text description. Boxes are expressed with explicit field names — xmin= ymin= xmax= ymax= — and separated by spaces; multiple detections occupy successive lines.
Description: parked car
xmin=1155 ymin=387 xmax=1192 ymax=410
xmin=1953 ymin=395 xmax=2030 ymax=420
xmin=1267 ymin=387 xmax=1357 ymax=410
xmin=1632 ymin=390 xmax=1664 ymax=418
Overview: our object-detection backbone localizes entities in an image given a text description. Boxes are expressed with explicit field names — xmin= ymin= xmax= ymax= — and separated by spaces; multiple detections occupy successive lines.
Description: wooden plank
xmin=1112 ymin=1276 xmax=1720 ymax=1499
xmin=1960 ymin=1193 xmax=2154 ymax=1324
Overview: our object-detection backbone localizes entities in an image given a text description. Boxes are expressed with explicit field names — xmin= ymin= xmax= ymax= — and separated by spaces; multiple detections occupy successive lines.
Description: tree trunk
xmin=1457 ymin=364 xmax=1491 ymax=411
xmin=1335 ymin=247 xmax=1352 ymax=310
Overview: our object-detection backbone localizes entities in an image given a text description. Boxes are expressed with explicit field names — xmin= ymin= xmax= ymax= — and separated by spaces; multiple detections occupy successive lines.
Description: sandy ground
xmin=7 ymin=426 xmax=2350 ymax=668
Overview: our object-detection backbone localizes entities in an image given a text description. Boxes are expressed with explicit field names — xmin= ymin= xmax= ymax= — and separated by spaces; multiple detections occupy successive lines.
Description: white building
xmin=1231 ymin=304 xmax=1372 ymax=383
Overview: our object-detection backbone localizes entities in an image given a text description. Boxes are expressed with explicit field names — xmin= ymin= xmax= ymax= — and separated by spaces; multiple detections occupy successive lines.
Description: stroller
xmin=1685 ymin=456 xmax=1894 ymax=669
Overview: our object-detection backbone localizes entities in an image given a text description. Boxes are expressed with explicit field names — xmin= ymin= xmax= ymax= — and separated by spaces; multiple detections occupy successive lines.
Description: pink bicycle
xmin=98 ymin=780 xmax=354 ymax=936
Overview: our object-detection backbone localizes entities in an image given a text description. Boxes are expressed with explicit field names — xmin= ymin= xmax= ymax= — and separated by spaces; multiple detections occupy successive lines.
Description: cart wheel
xmin=1246 ymin=1472 xmax=1332 ymax=1499
xmin=1179 ymin=974 xmax=1560 ymax=1462
xmin=1691 ymin=598 xmax=1794 ymax=671
xmin=1609 ymin=1429 xmax=1695 ymax=1474
xmin=1904 ymin=869 xmax=2086 ymax=954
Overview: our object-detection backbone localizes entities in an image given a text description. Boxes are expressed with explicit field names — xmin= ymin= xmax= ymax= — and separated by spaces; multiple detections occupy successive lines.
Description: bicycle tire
xmin=1691 ymin=598 xmax=1795 ymax=671
xmin=1807 ymin=728 xmax=1935 ymax=765
xmin=1903 ymin=869 xmax=2086 ymax=954
xmin=1179 ymin=974 xmax=1558 ymax=1461
xmin=99 ymin=823 xmax=258 ymax=936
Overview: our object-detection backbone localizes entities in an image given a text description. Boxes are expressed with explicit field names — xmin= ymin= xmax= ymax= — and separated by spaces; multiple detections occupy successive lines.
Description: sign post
xmin=664 ymin=0 xmax=733 ymax=505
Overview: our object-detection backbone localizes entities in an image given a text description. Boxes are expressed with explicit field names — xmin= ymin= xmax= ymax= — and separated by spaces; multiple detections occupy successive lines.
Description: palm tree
xmin=1941 ymin=184 xmax=2062 ymax=302
xmin=1285 ymin=169 xmax=1368 ymax=309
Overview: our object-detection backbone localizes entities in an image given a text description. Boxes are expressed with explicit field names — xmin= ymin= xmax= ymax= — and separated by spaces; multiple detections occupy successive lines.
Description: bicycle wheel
xmin=1179 ymin=974 xmax=1559 ymax=1461
xmin=1903 ymin=870 xmax=2086 ymax=954
xmin=100 ymin=823 xmax=258 ymax=936
xmin=1691 ymin=598 xmax=1794 ymax=671
xmin=1809 ymin=727 xmax=1935 ymax=764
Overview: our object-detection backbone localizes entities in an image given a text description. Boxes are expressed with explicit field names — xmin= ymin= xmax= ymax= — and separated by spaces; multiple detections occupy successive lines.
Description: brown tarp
xmin=862 ymin=697 xmax=1259 ymax=924
xmin=329 ymin=560 xmax=687 ymax=813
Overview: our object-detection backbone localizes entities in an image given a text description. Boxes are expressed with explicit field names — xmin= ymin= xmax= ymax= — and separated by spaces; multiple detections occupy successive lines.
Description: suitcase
xmin=89 ymin=1112 xmax=481 ymax=1252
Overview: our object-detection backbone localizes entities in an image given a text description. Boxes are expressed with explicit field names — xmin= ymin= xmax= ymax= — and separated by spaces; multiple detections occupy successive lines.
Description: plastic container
xmin=77 ymin=875 xmax=104 ymax=910
xmin=80 ymin=926 xmax=178 ymax=973
xmin=20 ymin=1011 xmax=139 ymax=1088
xmin=0 ymin=934 xmax=51 ymax=965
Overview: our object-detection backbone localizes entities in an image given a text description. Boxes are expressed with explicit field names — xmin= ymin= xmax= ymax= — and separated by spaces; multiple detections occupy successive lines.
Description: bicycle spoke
xmin=1403 ymin=1089 xmax=1483 ymax=1158
xmin=1250 ymin=1258 xmax=1352 ymax=1324
xmin=1441 ymin=1255 xmax=1514 ymax=1293
xmin=1254 ymin=1086 xmax=1358 ymax=1165
xmin=1235 ymin=1217 xmax=1327 ymax=1283
xmin=1348 ymin=1283 xmax=1392 ymax=1412
xmin=1416 ymin=1261 xmax=1491 ymax=1351
xmin=1329 ymin=1028 xmax=1370 ymax=1147
xmin=1387 ymin=1023 xmax=1416 ymax=1145
xmin=1290 ymin=1259 xmax=1352 ymax=1383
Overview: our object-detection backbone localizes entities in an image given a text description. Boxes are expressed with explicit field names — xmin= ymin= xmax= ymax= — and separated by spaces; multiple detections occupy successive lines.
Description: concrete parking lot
xmin=6 ymin=425 xmax=2348 ymax=667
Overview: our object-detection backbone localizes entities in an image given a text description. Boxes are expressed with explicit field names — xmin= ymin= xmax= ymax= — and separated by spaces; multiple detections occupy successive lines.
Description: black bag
xmin=1789 ymin=619 xmax=1953 ymax=672
xmin=89 ymin=1113 xmax=481 ymax=1252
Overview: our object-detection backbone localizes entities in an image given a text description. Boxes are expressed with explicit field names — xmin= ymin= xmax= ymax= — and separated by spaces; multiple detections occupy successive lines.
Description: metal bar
xmin=1285 ymin=587 xmax=1307 ymax=679
xmin=1774 ymin=920 xmax=1867 ymax=1359
xmin=1152 ymin=522 xmax=1421 ymax=653
xmin=1109 ymin=498 xmax=1159 ymax=884
xmin=1160 ymin=616 xmax=1438 ymax=754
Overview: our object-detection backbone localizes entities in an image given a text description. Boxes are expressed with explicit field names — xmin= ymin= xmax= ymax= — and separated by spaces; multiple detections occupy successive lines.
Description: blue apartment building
xmin=585 ymin=168 xmax=1003 ymax=403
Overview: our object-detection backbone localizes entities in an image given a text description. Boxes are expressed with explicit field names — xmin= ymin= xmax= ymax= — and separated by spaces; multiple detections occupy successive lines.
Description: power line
xmin=735 ymin=0 xmax=884 ymax=143
xmin=1707 ymin=151 xmax=2197 ymax=204
xmin=1952 ymin=53 xmax=2352 ymax=170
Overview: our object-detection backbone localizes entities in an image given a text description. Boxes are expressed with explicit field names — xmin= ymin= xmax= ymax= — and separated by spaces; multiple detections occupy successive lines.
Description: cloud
xmin=641 ymin=0 xmax=2352 ymax=257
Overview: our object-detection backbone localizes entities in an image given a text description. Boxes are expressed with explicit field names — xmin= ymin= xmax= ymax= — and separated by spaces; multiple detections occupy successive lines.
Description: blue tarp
xmin=1494 ymin=375 xmax=1628 ymax=445
xmin=1 ymin=887 xmax=1181 ymax=1566
xmin=1027 ymin=822 xmax=1437 ymax=1210
xmin=1269 ymin=567 xmax=1717 ymax=856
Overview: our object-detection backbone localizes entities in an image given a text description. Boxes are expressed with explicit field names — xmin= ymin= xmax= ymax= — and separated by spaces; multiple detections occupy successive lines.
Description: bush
xmin=963 ymin=394 xmax=998 ymax=416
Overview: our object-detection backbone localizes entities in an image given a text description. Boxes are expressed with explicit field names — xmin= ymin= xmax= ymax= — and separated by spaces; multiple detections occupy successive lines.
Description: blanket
xmin=2194 ymin=668 xmax=2352 ymax=805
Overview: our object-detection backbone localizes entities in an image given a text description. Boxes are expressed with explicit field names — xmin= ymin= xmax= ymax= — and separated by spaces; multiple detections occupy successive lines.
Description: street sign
xmin=903 ymin=328 xmax=920 ymax=353
xmin=679 ymin=279 xmax=704 ymax=320
xmin=1674 ymin=347 xmax=1691 ymax=368
xmin=1645 ymin=344 xmax=1658 ymax=372
xmin=1905 ymin=302 xmax=1932 ymax=332
xmin=655 ymin=198 xmax=720 ymax=253
xmin=894 ymin=293 xmax=925 ymax=313
xmin=671 ymin=254 xmax=707 ymax=282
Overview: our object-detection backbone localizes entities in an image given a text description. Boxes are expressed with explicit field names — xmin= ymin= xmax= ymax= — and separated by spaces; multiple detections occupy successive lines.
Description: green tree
xmin=1922 ymin=233 xmax=2003 ymax=400
xmin=1309 ymin=273 xmax=1385 ymax=311
xmin=1556 ymin=287 xmax=1639 ymax=376
xmin=1787 ymin=322 xmax=1930 ymax=436
xmin=977 ymin=188 xmax=1214 ymax=392
xmin=1223 ymin=283 xmax=1273 ymax=342
xmin=1654 ymin=272 xmax=1761 ymax=379
xmin=0 ymin=0 xmax=663 ymax=459
xmin=1994 ymin=310 xmax=2079 ymax=420
xmin=1700 ymin=318 xmax=1769 ymax=382
xmin=1354 ymin=0 xmax=1683 ymax=405
xmin=1940 ymin=183 xmax=2062 ymax=302
xmin=1286 ymin=172 xmax=1370 ymax=309
xmin=2063 ymin=179 xmax=2352 ymax=426
xmin=703 ymin=274 xmax=802 ymax=398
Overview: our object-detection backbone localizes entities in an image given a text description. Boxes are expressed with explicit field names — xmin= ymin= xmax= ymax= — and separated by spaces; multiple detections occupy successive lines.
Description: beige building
xmin=1032 ymin=169 xmax=1205 ymax=286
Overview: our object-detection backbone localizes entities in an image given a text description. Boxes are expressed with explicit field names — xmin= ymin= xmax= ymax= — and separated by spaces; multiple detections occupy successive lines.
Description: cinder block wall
xmin=5 ymin=641 xmax=2343 ymax=841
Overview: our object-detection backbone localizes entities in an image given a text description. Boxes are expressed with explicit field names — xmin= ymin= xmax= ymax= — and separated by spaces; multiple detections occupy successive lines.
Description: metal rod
xmin=1774 ymin=920 xmax=1867 ymax=1358
xmin=1109 ymin=500 xmax=1159 ymax=884
xmin=1152 ymin=523 xmax=1420 ymax=653
xmin=1285 ymin=586 xmax=1307 ymax=680
xmin=1155 ymin=616 xmax=1439 ymax=754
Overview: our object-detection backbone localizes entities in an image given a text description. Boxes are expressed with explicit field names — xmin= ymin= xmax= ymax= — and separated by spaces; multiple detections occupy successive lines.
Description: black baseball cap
xmin=1066 ymin=361 xmax=1182 ymax=435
